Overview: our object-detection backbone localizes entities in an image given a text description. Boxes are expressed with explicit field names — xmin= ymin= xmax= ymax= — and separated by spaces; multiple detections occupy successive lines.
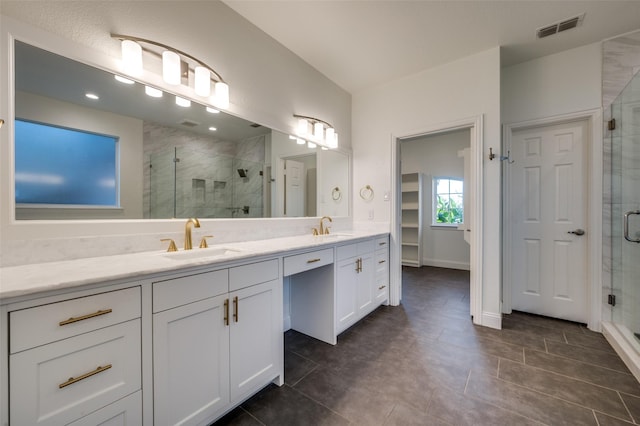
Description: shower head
xmin=237 ymin=169 xmax=248 ymax=178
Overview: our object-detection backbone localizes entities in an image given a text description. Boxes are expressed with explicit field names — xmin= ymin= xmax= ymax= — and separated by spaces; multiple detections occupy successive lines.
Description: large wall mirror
xmin=12 ymin=40 xmax=350 ymax=221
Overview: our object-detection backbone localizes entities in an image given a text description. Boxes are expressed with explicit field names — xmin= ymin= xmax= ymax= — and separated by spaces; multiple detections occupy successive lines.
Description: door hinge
xmin=608 ymin=119 xmax=616 ymax=131
xmin=608 ymin=294 xmax=616 ymax=306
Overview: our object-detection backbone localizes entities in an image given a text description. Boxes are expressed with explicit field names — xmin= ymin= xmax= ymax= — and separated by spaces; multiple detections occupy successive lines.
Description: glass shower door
xmin=610 ymin=70 xmax=640 ymax=343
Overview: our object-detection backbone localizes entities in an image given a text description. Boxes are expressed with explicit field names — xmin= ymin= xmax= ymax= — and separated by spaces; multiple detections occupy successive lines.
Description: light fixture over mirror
xmin=293 ymin=114 xmax=338 ymax=149
xmin=112 ymin=34 xmax=230 ymax=110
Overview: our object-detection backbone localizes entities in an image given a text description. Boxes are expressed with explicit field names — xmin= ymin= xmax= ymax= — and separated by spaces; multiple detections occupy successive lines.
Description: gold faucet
xmin=184 ymin=218 xmax=201 ymax=250
xmin=319 ymin=216 xmax=332 ymax=235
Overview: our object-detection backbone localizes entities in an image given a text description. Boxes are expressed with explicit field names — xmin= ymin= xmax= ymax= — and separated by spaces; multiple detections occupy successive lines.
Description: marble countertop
xmin=0 ymin=230 xmax=388 ymax=301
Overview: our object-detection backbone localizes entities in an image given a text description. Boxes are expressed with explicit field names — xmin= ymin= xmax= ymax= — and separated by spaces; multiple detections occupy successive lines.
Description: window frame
xmin=432 ymin=176 xmax=464 ymax=227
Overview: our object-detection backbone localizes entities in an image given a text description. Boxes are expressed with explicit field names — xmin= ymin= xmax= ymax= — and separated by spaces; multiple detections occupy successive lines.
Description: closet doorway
xmin=391 ymin=116 xmax=483 ymax=325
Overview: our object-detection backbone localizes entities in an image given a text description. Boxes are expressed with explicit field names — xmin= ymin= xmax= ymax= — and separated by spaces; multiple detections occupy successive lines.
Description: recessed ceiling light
xmin=85 ymin=93 xmax=99 ymax=100
xmin=206 ymin=107 xmax=220 ymax=114
xmin=145 ymin=86 xmax=163 ymax=98
xmin=114 ymin=75 xmax=135 ymax=84
xmin=208 ymin=126 xmax=217 ymax=131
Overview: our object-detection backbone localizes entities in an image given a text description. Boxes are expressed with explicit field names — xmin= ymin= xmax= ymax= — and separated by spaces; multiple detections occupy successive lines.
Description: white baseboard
xmin=422 ymin=258 xmax=470 ymax=271
xmin=481 ymin=311 xmax=502 ymax=330
xmin=602 ymin=322 xmax=640 ymax=383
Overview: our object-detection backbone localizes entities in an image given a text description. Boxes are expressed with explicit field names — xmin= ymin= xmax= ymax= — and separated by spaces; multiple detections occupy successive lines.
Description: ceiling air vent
xmin=536 ymin=13 xmax=585 ymax=39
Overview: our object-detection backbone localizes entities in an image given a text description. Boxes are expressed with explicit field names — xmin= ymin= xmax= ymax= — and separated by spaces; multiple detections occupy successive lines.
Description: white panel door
xmin=285 ymin=159 xmax=305 ymax=217
xmin=509 ymin=120 xmax=588 ymax=322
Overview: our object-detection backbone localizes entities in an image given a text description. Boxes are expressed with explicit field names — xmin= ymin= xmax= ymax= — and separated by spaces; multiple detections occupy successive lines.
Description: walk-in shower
xmin=603 ymin=69 xmax=640 ymax=381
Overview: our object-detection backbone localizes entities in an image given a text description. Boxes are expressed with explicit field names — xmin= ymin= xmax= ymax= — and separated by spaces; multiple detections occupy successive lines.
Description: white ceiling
xmin=223 ymin=0 xmax=640 ymax=94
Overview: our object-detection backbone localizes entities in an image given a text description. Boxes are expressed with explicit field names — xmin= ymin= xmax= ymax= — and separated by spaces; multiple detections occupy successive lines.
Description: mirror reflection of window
xmin=15 ymin=119 xmax=118 ymax=206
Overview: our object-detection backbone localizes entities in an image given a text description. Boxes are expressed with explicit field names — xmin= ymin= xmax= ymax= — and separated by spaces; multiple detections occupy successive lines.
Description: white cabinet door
xmin=67 ymin=392 xmax=142 ymax=426
xmin=229 ymin=279 xmax=281 ymax=402
xmin=356 ymin=252 xmax=374 ymax=316
xmin=336 ymin=256 xmax=359 ymax=333
xmin=153 ymin=294 xmax=230 ymax=426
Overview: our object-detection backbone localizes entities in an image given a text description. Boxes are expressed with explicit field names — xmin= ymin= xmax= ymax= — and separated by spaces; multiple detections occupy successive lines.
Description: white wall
xmin=402 ymin=129 xmax=470 ymax=270
xmin=15 ymin=91 xmax=143 ymax=220
xmin=501 ymin=42 xmax=602 ymax=124
xmin=352 ymin=47 xmax=502 ymax=325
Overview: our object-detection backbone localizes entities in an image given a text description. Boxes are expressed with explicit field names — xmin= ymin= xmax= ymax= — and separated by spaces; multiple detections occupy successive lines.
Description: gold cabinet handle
xmin=307 ymin=258 xmax=321 ymax=264
xmin=378 ymin=285 xmax=387 ymax=290
xmin=59 ymin=309 xmax=113 ymax=326
xmin=59 ymin=364 xmax=112 ymax=389
xmin=233 ymin=296 xmax=239 ymax=322
xmin=378 ymin=260 xmax=386 ymax=264
xmin=224 ymin=299 xmax=229 ymax=326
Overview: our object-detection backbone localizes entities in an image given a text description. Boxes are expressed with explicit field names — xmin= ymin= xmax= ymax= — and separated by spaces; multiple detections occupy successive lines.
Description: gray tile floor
xmin=214 ymin=266 xmax=640 ymax=425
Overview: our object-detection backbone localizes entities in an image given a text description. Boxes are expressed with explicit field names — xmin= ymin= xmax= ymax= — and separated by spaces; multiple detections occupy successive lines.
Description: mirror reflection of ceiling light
xmin=85 ymin=93 xmax=99 ymax=100
xmin=145 ymin=86 xmax=163 ymax=98
xmin=114 ymin=75 xmax=135 ymax=84
xmin=175 ymin=96 xmax=191 ymax=107
xmin=206 ymin=107 xmax=220 ymax=114
xmin=112 ymin=34 xmax=230 ymax=110
xmin=296 ymin=138 xmax=305 ymax=145
xmin=293 ymin=114 xmax=338 ymax=149
xmin=208 ymin=126 xmax=217 ymax=131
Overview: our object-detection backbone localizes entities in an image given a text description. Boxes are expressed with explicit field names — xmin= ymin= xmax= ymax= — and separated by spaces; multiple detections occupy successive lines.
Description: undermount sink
xmin=161 ymin=247 xmax=242 ymax=260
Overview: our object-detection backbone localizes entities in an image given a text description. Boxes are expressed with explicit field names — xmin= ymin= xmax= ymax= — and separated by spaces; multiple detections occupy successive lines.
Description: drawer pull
xmin=378 ymin=285 xmax=387 ymax=290
xmin=379 ymin=242 xmax=386 ymax=246
xmin=378 ymin=260 xmax=386 ymax=264
xmin=59 ymin=309 xmax=113 ymax=326
xmin=306 ymin=258 xmax=321 ymax=264
xmin=224 ymin=299 xmax=229 ymax=326
xmin=59 ymin=364 xmax=112 ymax=389
xmin=233 ymin=296 xmax=239 ymax=322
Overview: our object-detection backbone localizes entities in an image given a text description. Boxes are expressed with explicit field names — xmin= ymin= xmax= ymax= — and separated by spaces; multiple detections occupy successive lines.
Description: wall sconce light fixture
xmin=293 ymin=114 xmax=338 ymax=149
xmin=111 ymin=34 xmax=230 ymax=109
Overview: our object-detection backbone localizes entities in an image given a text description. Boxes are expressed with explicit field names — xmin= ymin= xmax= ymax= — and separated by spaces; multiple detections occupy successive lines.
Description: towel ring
xmin=332 ymin=187 xmax=342 ymax=201
xmin=359 ymin=185 xmax=374 ymax=201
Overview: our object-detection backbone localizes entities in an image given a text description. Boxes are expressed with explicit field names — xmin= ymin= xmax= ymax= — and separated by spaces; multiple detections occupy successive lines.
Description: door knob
xmin=568 ymin=229 xmax=585 ymax=236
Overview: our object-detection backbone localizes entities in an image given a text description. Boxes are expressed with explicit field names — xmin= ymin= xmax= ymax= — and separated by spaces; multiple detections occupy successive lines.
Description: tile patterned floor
xmin=213 ymin=266 xmax=640 ymax=426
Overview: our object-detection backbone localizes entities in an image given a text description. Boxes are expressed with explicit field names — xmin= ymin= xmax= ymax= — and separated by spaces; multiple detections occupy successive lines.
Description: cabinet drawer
xmin=375 ymin=236 xmax=389 ymax=249
xmin=230 ymin=259 xmax=279 ymax=292
xmin=337 ymin=239 xmax=375 ymax=261
xmin=10 ymin=287 xmax=140 ymax=354
xmin=67 ymin=391 xmax=141 ymax=426
xmin=153 ymin=269 xmax=228 ymax=313
xmin=284 ymin=248 xmax=334 ymax=276
xmin=10 ymin=319 xmax=141 ymax=426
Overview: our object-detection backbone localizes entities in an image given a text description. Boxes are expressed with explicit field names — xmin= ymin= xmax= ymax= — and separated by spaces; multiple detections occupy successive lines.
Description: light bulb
xmin=162 ymin=51 xmax=181 ymax=85
xmin=326 ymin=127 xmax=335 ymax=144
xmin=314 ymin=122 xmax=324 ymax=140
xmin=195 ymin=66 xmax=211 ymax=97
xmin=297 ymin=118 xmax=308 ymax=136
xmin=121 ymin=40 xmax=142 ymax=76
xmin=213 ymin=81 xmax=229 ymax=109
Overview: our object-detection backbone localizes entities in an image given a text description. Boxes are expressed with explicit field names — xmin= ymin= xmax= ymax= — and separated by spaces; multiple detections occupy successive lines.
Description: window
xmin=433 ymin=177 xmax=463 ymax=225
xmin=15 ymin=119 xmax=119 ymax=206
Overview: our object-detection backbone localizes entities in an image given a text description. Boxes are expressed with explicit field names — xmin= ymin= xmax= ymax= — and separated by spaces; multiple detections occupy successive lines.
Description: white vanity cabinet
xmin=152 ymin=259 xmax=282 ymax=426
xmin=335 ymin=239 xmax=376 ymax=334
xmin=8 ymin=287 xmax=142 ymax=426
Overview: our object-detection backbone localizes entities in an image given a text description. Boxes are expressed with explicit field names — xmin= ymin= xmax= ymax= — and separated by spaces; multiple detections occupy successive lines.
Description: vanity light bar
xmin=293 ymin=114 xmax=338 ymax=149
xmin=111 ymin=33 xmax=230 ymax=110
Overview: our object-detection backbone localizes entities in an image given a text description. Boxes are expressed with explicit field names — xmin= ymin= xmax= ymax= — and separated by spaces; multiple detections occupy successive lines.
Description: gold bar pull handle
xmin=378 ymin=285 xmax=387 ymax=290
xmin=378 ymin=260 xmax=386 ymax=264
xmin=379 ymin=242 xmax=386 ymax=246
xmin=307 ymin=258 xmax=321 ymax=264
xmin=223 ymin=299 xmax=229 ymax=326
xmin=59 ymin=364 xmax=112 ymax=389
xmin=59 ymin=309 xmax=113 ymax=326
xmin=233 ymin=296 xmax=239 ymax=322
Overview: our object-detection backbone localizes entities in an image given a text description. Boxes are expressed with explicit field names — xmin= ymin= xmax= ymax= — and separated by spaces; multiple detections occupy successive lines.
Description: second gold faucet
xmin=184 ymin=218 xmax=201 ymax=250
